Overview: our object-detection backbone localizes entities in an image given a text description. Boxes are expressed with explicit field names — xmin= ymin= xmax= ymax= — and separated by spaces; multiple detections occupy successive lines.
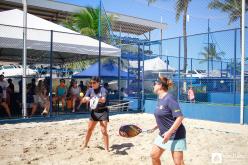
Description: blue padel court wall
xmin=144 ymin=99 xmax=248 ymax=124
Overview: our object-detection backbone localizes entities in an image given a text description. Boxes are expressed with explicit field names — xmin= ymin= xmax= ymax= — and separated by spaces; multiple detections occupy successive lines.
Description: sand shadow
xmin=110 ymin=143 xmax=134 ymax=155
xmin=96 ymin=146 xmax=105 ymax=150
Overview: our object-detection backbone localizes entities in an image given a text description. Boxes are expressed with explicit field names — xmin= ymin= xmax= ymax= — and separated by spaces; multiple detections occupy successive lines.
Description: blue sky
xmin=57 ymin=0 xmax=246 ymax=38
xmin=57 ymin=0 xmax=247 ymax=64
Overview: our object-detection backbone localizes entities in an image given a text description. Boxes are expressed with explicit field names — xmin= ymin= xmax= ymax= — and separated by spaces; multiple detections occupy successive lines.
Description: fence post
xmin=49 ymin=30 xmax=53 ymax=116
xmin=220 ymin=61 xmax=223 ymax=77
xmin=234 ymin=29 xmax=237 ymax=105
xmin=141 ymin=42 xmax=145 ymax=112
xmin=178 ymin=37 xmax=181 ymax=101
xmin=240 ymin=0 xmax=246 ymax=124
xmin=207 ymin=19 xmax=210 ymax=77
xmin=137 ymin=43 xmax=141 ymax=111
xmin=166 ymin=56 xmax=169 ymax=71
xmin=118 ymin=56 xmax=121 ymax=101
xmin=22 ymin=0 xmax=27 ymax=118
xmin=98 ymin=0 xmax=102 ymax=77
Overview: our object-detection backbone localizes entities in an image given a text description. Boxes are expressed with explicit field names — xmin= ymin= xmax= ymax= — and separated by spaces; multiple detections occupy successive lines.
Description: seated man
xmin=53 ymin=79 xmax=67 ymax=111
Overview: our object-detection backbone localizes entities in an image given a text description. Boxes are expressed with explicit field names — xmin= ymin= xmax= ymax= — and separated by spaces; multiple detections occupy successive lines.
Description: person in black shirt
xmin=79 ymin=77 xmax=109 ymax=152
xmin=149 ymin=76 xmax=186 ymax=165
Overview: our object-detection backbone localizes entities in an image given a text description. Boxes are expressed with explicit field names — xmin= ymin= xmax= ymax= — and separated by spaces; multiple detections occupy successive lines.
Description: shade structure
xmin=0 ymin=9 xmax=120 ymax=63
xmin=129 ymin=57 xmax=175 ymax=71
xmin=72 ymin=62 xmax=136 ymax=78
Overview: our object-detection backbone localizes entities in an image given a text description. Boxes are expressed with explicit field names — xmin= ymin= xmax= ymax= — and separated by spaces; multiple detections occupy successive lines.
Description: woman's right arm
xmin=80 ymin=96 xmax=90 ymax=103
xmin=148 ymin=125 xmax=158 ymax=133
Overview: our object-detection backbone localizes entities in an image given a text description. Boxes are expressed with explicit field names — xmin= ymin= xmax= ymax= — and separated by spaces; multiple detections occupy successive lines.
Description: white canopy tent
xmin=129 ymin=57 xmax=175 ymax=71
xmin=0 ymin=9 xmax=120 ymax=63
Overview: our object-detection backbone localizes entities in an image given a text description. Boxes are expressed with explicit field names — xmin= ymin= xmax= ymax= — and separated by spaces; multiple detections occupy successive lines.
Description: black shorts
xmin=89 ymin=109 xmax=109 ymax=122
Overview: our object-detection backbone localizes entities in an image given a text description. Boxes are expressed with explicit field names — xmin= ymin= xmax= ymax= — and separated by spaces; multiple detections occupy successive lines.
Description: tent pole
xmin=22 ymin=0 xmax=27 ymax=118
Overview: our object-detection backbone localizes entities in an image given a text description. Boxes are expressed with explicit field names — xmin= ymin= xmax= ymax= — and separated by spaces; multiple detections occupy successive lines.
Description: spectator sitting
xmin=69 ymin=81 xmax=82 ymax=112
xmin=30 ymin=80 xmax=50 ymax=117
xmin=27 ymin=78 xmax=36 ymax=105
xmin=79 ymin=81 xmax=87 ymax=93
xmin=120 ymin=87 xmax=128 ymax=100
xmin=53 ymin=79 xmax=67 ymax=111
xmin=103 ymin=82 xmax=110 ymax=94
xmin=0 ymin=75 xmax=11 ymax=118
xmin=6 ymin=78 xmax=14 ymax=108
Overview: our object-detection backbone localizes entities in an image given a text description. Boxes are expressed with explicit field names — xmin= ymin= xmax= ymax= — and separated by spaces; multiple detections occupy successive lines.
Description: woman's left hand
xmin=162 ymin=131 xmax=172 ymax=144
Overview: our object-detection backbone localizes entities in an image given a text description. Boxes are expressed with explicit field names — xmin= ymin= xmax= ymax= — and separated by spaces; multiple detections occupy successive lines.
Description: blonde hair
xmin=158 ymin=76 xmax=173 ymax=91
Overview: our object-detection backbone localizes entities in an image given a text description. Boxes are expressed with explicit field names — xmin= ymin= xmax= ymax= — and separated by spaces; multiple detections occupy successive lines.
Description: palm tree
xmin=175 ymin=0 xmax=192 ymax=75
xmin=62 ymin=7 xmax=117 ymax=71
xmin=147 ymin=0 xmax=191 ymax=75
xmin=62 ymin=7 xmax=99 ymax=38
xmin=208 ymin=0 xmax=248 ymax=42
xmin=62 ymin=7 xmax=115 ymax=40
xmin=227 ymin=57 xmax=248 ymax=75
xmin=199 ymin=43 xmax=225 ymax=70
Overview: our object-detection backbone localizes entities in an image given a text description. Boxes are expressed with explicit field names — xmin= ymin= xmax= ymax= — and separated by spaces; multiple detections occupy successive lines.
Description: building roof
xmin=0 ymin=0 xmax=166 ymax=35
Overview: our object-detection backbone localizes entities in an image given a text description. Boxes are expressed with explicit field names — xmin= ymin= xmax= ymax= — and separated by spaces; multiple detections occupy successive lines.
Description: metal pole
xmin=240 ymin=0 xmax=245 ymax=124
xmin=234 ymin=29 xmax=237 ymax=105
xmin=160 ymin=16 xmax=163 ymax=57
xmin=98 ymin=0 xmax=102 ymax=77
xmin=137 ymin=44 xmax=141 ymax=111
xmin=178 ymin=37 xmax=181 ymax=101
xmin=166 ymin=56 xmax=169 ymax=71
xmin=220 ymin=61 xmax=222 ymax=77
xmin=141 ymin=42 xmax=145 ymax=112
xmin=207 ymin=19 xmax=210 ymax=77
xmin=22 ymin=0 xmax=27 ymax=118
xmin=49 ymin=30 xmax=53 ymax=116
xmin=190 ymin=58 xmax=193 ymax=85
xmin=118 ymin=57 xmax=121 ymax=101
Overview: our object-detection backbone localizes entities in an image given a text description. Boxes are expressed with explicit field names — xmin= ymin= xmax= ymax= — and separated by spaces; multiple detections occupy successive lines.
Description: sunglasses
xmin=90 ymin=81 xmax=97 ymax=85
xmin=153 ymin=80 xmax=162 ymax=86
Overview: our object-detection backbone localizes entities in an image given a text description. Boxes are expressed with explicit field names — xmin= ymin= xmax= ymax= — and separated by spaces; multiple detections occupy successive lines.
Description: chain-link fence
xmin=0 ymin=0 xmax=247 ymax=119
xmin=140 ymin=27 xmax=248 ymax=106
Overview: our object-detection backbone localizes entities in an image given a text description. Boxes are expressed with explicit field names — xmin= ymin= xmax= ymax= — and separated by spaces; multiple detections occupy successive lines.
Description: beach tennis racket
xmin=119 ymin=124 xmax=152 ymax=138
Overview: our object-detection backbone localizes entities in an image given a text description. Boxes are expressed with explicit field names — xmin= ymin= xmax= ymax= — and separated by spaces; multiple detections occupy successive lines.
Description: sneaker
xmin=41 ymin=110 xmax=48 ymax=116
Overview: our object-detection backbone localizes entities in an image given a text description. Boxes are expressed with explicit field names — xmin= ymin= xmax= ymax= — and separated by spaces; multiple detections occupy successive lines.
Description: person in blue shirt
xmin=79 ymin=77 xmax=109 ymax=152
xmin=53 ymin=79 xmax=67 ymax=111
xmin=149 ymin=76 xmax=186 ymax=165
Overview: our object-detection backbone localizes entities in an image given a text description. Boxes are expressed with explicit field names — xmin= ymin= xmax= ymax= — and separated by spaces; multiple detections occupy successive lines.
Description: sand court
xmin=1 ymin=113 xmax=248 ymax=165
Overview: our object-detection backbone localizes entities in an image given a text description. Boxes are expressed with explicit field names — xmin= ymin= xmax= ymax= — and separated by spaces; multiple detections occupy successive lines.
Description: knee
xmin=101 ymin=128 xmax=108 ymax=136
xmin=173 ymin=160 xmax=184 ymax=165
xmin=87 ymin=127 xmax=94 ymax=133
xmin=150 ymin=151 xmax=160 ymax=160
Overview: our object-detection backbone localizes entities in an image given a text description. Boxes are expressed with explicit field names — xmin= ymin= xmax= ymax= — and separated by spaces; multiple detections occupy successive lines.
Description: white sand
xmin=1 ymin=113 xmax=248 ymax=165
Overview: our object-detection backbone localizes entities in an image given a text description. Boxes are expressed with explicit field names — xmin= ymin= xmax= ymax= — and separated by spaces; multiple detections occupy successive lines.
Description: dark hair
xmin=158 ymin=76 xmax=173 ymax=91
xmin=60 ymin=79 xmax=65 ymax=83
xmin=7 ymin=78 xmax=12 ymax=83
xmin=0 ymin=74 xmax=4 ymax=78
xmin=104 ymin=82 xmax=109 ymax=87
xmin=91 ymin=76 xmax=100 ymax=83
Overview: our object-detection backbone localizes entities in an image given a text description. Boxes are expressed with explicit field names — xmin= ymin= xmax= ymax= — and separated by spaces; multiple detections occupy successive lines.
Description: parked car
xmin=0 ymin=64 xmax=37 ymax=77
